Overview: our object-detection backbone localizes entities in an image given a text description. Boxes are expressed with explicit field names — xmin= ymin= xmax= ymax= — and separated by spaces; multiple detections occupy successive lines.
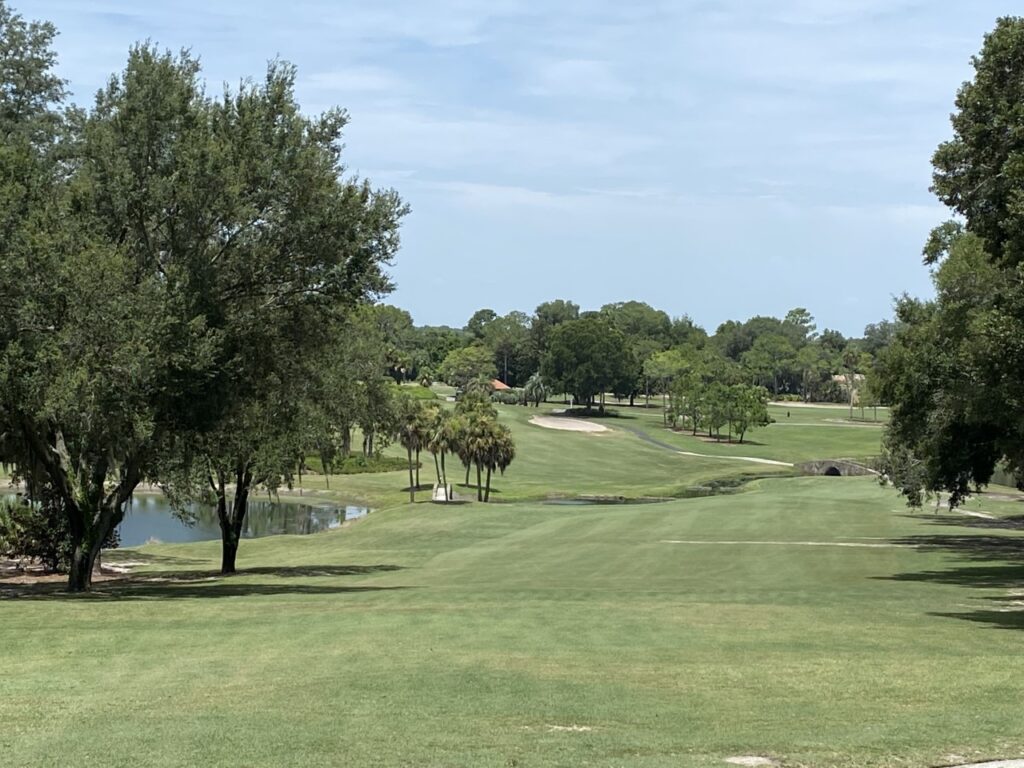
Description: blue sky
xmin=26 ymin=1 xmax=1009 ymax=334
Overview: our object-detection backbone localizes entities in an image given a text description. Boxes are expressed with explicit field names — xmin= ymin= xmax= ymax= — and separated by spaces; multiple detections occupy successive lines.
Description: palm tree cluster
xmin=395 ymin=392 xmax=516 ymax=503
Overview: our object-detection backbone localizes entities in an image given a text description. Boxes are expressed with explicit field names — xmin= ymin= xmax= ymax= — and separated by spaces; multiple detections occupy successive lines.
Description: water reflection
xmin=117 ymin=495 xmax=370 ymax=547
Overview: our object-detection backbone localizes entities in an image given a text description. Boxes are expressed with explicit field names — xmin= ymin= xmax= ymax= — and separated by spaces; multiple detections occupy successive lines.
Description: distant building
xmin=491 ymin=379 xmax=511 ymax=391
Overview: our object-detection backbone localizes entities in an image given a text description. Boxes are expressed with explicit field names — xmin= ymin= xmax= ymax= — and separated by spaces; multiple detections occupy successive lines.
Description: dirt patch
xmin=725 ymin=758 xmax=776 ymax=767
xmin=530 ymin=416 xmax=608 ymax=433
xmin=943 ymin=761 xmax=1024 ymax=768
xmin=546 ymin=724 xmax=593 ymax=733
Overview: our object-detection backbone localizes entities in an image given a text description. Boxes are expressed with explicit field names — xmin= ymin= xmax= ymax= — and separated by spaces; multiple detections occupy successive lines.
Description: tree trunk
xmin=415 ymin=449 xmax=421 ymax=486
xmin=341 ymin=426 xmax=352 ymax=457
xmin=220 ymin=520 xmax=240 ymax=574
xmin=65 ymin=492 xmax=130 ymax=592
xmin=465 ymin=461 xmax=471 ymax=485
xmin=319 ymin=446 xmax=331 ymax=489
xmin=440 ymin=451 xmax=448 ymax=501
xmin=484 ymin=466 xmax=492 ymax=502
xmin=67 ymin=533 xmax=104 ymax=593
xmin=476 ymin=463 xmax=483 ymax=501
xmin=217 ymin=465 xmax=252 ymax=575
xmin=407 ymin=447 xmax=415 ymax=502
xmin=433 ymin=451 xmax=442 ymax=485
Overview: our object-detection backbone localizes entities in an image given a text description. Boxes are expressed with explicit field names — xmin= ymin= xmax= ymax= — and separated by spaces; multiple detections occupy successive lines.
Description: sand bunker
xmin=530 ymin=416 xmax=608 ymax=433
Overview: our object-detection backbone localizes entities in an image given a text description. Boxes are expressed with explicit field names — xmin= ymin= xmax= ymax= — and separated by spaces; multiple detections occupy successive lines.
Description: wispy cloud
xmin=24 ymin=0 xmax=1006 ymax=333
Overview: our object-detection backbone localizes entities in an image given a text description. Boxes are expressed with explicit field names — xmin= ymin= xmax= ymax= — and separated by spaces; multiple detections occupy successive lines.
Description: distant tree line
xmin=375 ymin=298 xmax=897 ymax=416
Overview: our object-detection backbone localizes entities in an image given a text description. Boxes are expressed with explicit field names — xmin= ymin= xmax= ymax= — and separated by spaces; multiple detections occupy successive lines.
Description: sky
xmin=24 ymin=1 xmax=1011 ymax=335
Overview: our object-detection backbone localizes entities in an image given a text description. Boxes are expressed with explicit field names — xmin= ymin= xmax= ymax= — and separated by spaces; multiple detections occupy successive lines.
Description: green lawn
xmin=294 ymin=403 xmax=796 ymax=509
xmin=295 ymin=400 xmax=885 ymax=509
xmin=589 ymin=401 xmax=889 ymax=465
xmin=4 ymin=478 xmax=1024 ymax=767
xmin=7 ymin=395 xmax=1024 ymax=767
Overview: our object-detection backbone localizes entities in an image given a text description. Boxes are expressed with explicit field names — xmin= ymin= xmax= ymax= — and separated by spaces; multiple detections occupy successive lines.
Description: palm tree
xmin=396 ymin=398 xmax=427 ymax=502
xmin=523 ymin=372 xmax=547 ymax=407
xmin=462 ymin=376 xmax=494 ymax=402
xmin=483 ymin=423 xmax=515 ymax=502
xmin=413 ymin=405 xmax=436 ymax=488
xmin=428 ymin=409 xmax=459 ymax=501
xmin=458 ymin=412 xmax=492 ymax=501
xmin=454 ymin=393 xmax=496 ymax=486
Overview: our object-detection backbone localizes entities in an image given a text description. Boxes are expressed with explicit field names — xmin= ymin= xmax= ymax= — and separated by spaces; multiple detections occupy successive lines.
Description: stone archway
xmin=824 ymin=466 xmax=842 ymax=477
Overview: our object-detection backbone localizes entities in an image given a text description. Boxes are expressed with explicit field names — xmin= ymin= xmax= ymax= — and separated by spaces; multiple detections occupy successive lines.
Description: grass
xmin=298 ymin=400 xmax=883 ymax=509
xmin=5 ymin=478 xmax=1024 ymax=767
xmin=7 ymin=395 xmax=1024 ymax=767
xmin=592 ymin=401 xmax=888 ymax=464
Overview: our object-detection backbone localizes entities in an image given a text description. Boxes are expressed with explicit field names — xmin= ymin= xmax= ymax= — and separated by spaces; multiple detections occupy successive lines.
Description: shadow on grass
xmin=553 ymin=407 xmax=638 ymax=421
xmin=883 ymin=520 xmax=1024 ymax=630
xmin=902 ymin=512 xmax=1024 ymax=531
xmin=101 ymin=551 xmax=209 ymax=567
xmin=1 ymin=563 xmax=408 ymax=601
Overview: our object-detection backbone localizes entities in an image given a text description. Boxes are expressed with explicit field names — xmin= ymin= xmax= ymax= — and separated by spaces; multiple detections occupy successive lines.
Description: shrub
xmin=491 ymin=389 xmax=523 ymax=406
xmin=336 ymin=455 xmax=411 ymax=475
xmin=0 ymin=491 xmax=119 ymax=571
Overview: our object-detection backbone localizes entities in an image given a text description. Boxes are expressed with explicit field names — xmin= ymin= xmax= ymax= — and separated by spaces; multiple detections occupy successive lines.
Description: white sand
xmin=530 ymin=416 xmax=609 ymax=433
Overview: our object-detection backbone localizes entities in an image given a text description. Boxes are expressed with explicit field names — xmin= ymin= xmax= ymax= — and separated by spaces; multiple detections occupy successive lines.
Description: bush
xmin=336 ymin=455 xmax=411 ymax=475
xmin=0 ymin=492 xmax=119 ymax=572
xmin=491 ymin=389 xmax=523 ymax=406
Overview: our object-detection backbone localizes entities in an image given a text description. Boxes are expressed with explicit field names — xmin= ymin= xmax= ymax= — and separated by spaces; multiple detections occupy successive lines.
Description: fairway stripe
xmin=660 ymin=539 xmax=913 ymax=548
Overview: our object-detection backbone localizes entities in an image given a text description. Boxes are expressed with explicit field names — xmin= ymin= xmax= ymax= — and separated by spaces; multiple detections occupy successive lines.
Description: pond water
xmin=114 ymin=496 xmax=368 ymax=547
xmin=541 ymin=497 xmax=672 ymax=506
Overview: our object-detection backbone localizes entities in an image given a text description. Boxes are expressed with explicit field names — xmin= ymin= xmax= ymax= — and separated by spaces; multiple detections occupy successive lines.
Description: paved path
xmin=619 ymin=425 xmax=794 ymax=467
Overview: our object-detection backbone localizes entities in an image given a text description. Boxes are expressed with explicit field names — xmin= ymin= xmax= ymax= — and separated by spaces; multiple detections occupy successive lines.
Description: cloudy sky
xmin=26 ymin=1 xmax=1009 ymax=334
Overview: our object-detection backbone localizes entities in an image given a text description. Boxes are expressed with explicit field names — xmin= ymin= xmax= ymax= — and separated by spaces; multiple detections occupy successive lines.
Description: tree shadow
xmin=556 ymin=408 xmax=638 ymax=421
xmin=881 ymin=523 xmax=1024 ymax=630
xmin=900 ymin=512 xmax=1024 ymax=532
xmin=101 ymin=552 xmax=210 ymax=567
xmin=0 ymin=563 xmax=408 ymax=601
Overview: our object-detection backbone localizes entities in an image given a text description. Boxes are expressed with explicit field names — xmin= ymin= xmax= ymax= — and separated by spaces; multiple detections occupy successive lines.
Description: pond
xmin=541 ymin=497 xmax=672 ymax=506
xmin=115 ymin=495 xmax=370 ymax=547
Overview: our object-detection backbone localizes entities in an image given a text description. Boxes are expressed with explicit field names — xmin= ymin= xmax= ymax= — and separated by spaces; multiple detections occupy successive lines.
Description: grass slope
xmin=5 ymin=477 xmax=1024 ymax=767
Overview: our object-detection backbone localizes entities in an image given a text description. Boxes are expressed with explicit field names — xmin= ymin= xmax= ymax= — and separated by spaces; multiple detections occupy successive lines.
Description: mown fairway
xmin=4 ymin=401 xmax=1024 ymax=768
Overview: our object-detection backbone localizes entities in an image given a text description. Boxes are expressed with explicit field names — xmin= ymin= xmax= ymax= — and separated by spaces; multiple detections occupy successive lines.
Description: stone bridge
xmin=796 ymin=459 xmax=877 ymax=477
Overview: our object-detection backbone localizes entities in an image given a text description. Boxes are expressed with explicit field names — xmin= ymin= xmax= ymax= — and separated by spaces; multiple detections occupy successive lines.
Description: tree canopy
xmin=881 ymin=16 xmax=1024 ymax=506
